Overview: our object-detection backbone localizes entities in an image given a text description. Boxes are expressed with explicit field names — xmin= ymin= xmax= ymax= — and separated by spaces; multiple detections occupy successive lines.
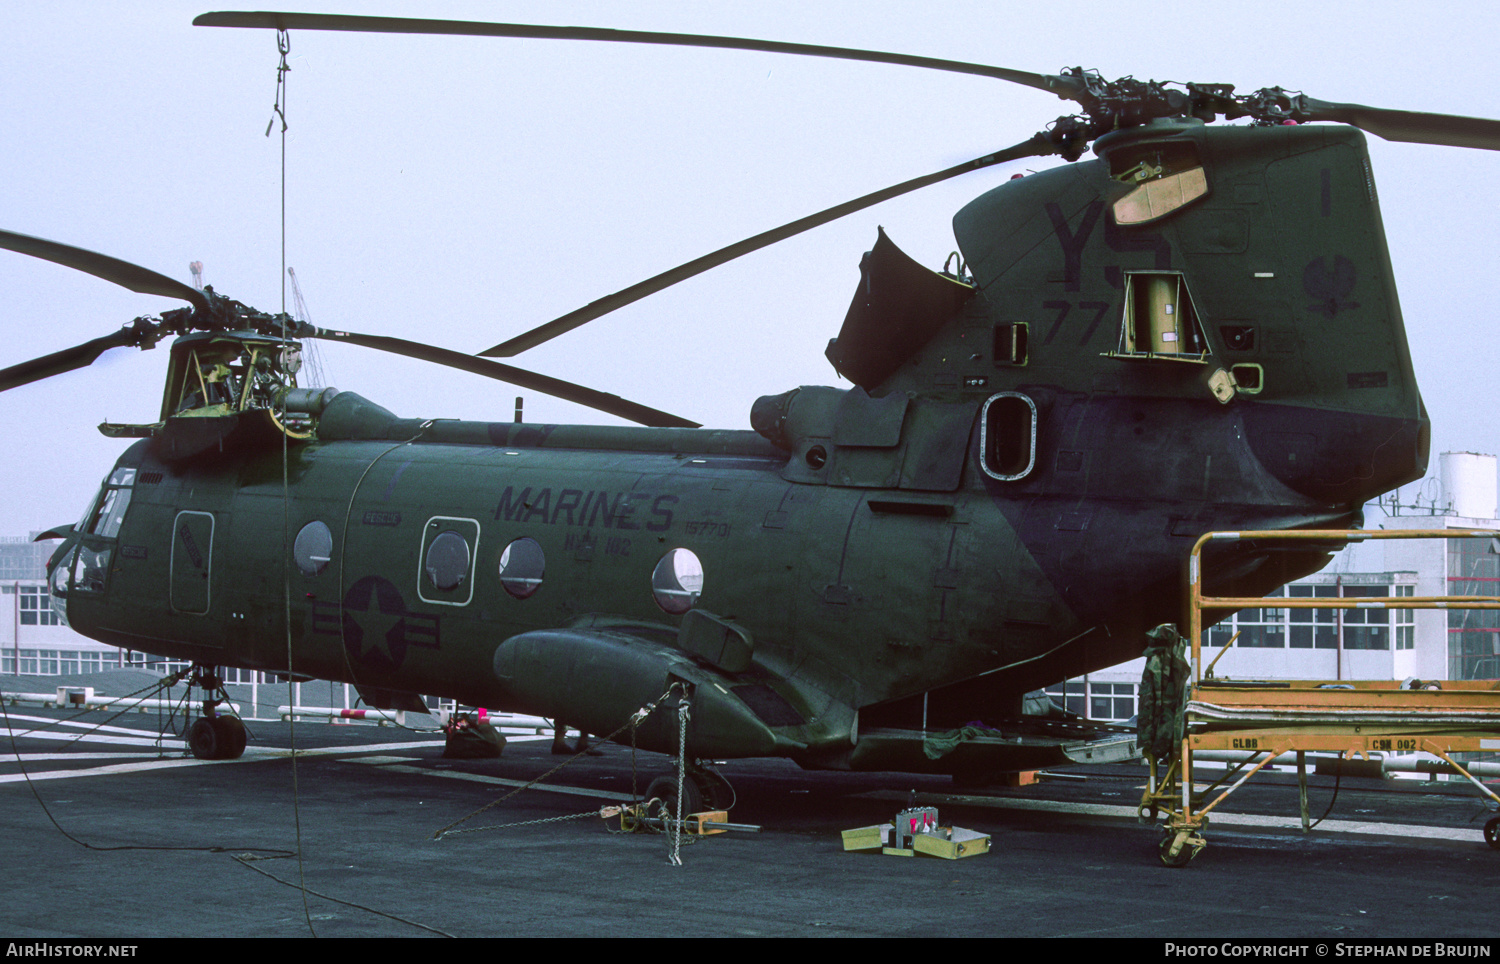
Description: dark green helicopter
xmin=7 ymin=11 xmax=1494 ymax=801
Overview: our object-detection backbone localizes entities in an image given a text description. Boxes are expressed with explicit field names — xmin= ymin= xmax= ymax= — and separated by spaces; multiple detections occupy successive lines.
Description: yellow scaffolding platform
xmin=1142 ymin=528 xmax=1500 ymax=866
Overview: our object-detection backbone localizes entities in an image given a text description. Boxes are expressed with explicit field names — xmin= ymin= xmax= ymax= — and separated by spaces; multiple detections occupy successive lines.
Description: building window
xmin=1208 ymin=589 xmax=1287 ymax=648
xmin=18 ymin=649 xmax=60 ymax=675
xmin=7 ymin=648 xmax=120 ymax=675
xmin=1043 ymin=680 xmax=1137 ymax=722
xmin=18 ymin=584 xmax=65 ymax=626
xmin=1395 ymin=586 xmax=1415 ymax=651
xmin=1046 ymin=680 xmax=1086 ymax=717
xmin=79 ymin=651 xmax=117 ymax=673
xmin=1342 ymin=586 xmax=1391 ymax=651
xmin=124 ymin=653 xmax=191 ymax=676
xmin=1090 ymin=683 xmax=1138 ymax=721
xmin=1448 ymin=537 xmax=1500 ymax=679
xmin=1205 ymin=582 xmax=1414 ymax=653
xmin=1288 ymin=585 xmax=1340 ymax=649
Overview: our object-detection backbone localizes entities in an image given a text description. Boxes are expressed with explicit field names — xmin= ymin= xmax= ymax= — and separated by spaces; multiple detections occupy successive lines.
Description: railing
xmin=1141 ymin=528 xmax=1500 ymax=866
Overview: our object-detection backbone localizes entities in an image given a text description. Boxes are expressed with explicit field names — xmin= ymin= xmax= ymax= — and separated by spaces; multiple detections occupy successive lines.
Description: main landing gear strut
xmin=185 ymin=664 xmax=248 ymax=761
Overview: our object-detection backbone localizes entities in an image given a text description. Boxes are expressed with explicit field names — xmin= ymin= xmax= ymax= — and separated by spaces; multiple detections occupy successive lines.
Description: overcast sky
xmin=3 ymin=0 xmax=1499 ymax=535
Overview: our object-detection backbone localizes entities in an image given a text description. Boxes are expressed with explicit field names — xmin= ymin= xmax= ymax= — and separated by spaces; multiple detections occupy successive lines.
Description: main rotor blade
xmin=1298 ymin=98 xmax=1500 ymax=151
xmin=481 ymin=134 xmax=1054 ymax=356
xmin=307 ymin=327 xmax=699 ymax=428
xmin=0 ymin=230 xmax=208 ymax=311
xmin=194 ymin=11 xmax=1079 ymax=99
xmin=0 ymin=329 xmax=141 ymax=393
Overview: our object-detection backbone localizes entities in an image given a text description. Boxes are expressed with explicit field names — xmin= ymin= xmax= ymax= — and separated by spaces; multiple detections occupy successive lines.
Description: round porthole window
xmin=498 ymin=537 xmax=545 ymax=599
xmin=425 ymin=530 xmax=471 ymax=591
xmin=293 ymin=521 xmax=333 ymax=576
xmin=651 ymin=547 xmax=703 ymax=615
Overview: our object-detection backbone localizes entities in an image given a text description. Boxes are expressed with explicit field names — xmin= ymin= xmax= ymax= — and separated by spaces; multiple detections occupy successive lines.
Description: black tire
xmin=1484 ymin=816 xmax=1500 ymax=851
xmin=1159 ymin=834 xmax=1193 ymax=868
xmin=211 ymin=716 xmax=247 ymax=759
xmin=646 ymin=774 xmax=704 ymax=828
xmin=188 ymin=718 xmax=220 ymax=760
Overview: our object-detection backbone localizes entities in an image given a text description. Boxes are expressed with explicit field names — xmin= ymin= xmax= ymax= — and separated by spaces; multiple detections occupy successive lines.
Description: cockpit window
xmin=87 ymin=467 xmax=137 ymax=539
xmin=72 ymin=547 xmax=111 ymax=594
xmin=51 ymin=547 xmax=75 ymax=600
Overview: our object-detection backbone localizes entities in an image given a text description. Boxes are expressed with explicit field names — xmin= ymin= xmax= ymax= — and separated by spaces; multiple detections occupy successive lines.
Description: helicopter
xmin=6 ymin=9 xmax=1496 ymax=802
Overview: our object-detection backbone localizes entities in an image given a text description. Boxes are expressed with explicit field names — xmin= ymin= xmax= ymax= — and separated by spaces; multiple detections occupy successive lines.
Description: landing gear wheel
xmin=188 ymin=718 xmax=220 ymax=760
xmin=1484 ymin=816 xmax=1500 ymax=850
xmin=646 ymin=774 xmax=704 ymax=829
xmin=211 ymin=716 xmax=247 ymax=759
xmin=690 ymin=765 xmax=733 ymax=811
xmin=1159 ymin=833 xmax=1193 ymax=868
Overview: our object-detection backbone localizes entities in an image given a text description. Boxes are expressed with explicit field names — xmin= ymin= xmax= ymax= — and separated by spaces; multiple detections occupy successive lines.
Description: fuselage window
xmin=980 ymin=392 xmax=1037 ymax=481
xmin=293 ymin=521 xmax=334 ymax=576
xmin=419 ymin=517 xmax=480 ymax=606
xmin=425 ymin=530 xmax=472 ymax=592
xmin=498 ymin=537 xmax=545 ymax=599
xmin=652 ymin=548 xmax=704 ymax=615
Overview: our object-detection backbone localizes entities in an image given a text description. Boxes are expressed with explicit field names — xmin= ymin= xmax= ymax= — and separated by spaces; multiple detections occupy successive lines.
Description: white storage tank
xmin=1439 ymin=451 xmax=1498 ymax=520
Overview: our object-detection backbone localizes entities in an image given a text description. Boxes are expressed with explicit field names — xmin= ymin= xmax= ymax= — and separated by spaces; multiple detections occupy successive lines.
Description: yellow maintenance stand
xmin=1141 ymin=529 xmax=1500 ymax=867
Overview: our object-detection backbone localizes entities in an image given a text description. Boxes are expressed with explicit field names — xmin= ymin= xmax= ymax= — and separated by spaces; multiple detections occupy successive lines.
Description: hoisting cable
xmin=263 ymin=26 xmax=319 ymax=939
xmin=0 ymin=681 xmax=294 ymax=858
xmin=230 ymin=853 xmax=455 ymax=938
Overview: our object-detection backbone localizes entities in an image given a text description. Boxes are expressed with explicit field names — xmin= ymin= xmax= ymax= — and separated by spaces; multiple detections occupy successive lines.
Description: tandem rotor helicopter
xmin=6 ymin=10 xmax=1499 ymax=802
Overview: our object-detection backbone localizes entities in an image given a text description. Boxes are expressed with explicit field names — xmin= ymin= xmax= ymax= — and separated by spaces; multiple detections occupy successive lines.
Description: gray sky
xmin=4 ymin=0 xmax=1498 ymax=535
